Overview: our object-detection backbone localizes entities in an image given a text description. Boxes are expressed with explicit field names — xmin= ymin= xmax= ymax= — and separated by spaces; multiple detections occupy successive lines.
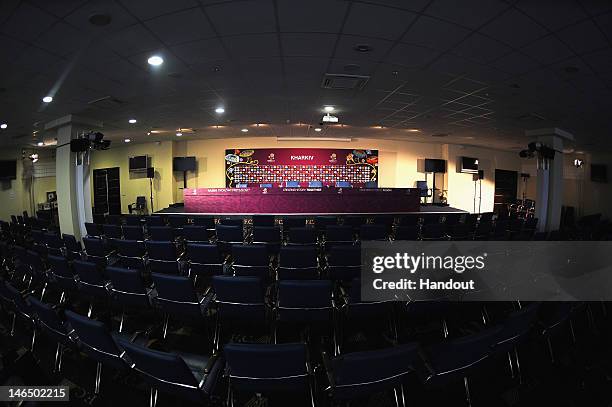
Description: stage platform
xmin=155 ymin=204 xmax=468 ymax=216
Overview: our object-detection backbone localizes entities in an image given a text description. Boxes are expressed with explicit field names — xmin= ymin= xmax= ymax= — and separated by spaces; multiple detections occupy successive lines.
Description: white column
xmin=45 ymin=115 xmax=102 ymax=240
xmin=525 ymin=128 xmax=574 ymax=233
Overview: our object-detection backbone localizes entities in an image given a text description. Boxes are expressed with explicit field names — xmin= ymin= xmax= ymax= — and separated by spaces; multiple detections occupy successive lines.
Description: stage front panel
xmin=224 ymin=148 xmax=378 ymax=188
xmin=183 ymin=188 xmax=419 ymax=214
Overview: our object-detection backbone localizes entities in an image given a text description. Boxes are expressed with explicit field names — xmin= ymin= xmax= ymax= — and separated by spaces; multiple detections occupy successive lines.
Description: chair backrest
xmin=125 ymin=215 xmax=143 ymax=226
xmin=48 ymin=254 xmax=74 ymax=281
xmin=145 ymin=216 xmax=165 ymax=227
xmin=64 ymin=310 xmax=124 ymax=368
xmin=182 ymin=225 xmax=211 ymax=243
xmin=62 ymin=234 xmax=82 ymax=253
xmin=103 ymin=224 xmax=122 ymax=239
xmin=216 ymin=225 xmax=243 ymax=243
xmin=494 ymin=303 xmax=541 ymax=349
xmin=168 ymin=215 xmax=187 ymax=228
xmin=85 ymin=222 xmax=102 ymax=237
xmin=83 ymin=237 xmax=109 ymax=257
xmin=252 ymin=226 xmax=281 ymax=244
xmin=325 ymin=225 xmax=353 ymax=243
xmin=151 ymin=273 xmax=201 ymax=318
xmin=212 ymin=276 xmax=265 ymax=321
xmin=232 ymin=245 xmax=269 ymax=266
xmin=122 ymin=225 xmax=144 ymax=241
xmin=145 ymin=241 xmax=177 ymax=260
xmin=278 ymin=246 xmax=318 ymax=279
xmin=259 ymin=183 xmax=273 ymax=188
xmin=149 ymin=226 xmax=175 ymax=242
xmin=287 ymin=227 xmax=317 ymax=246
xmin=327 ymin=246 xmax=361 ymax=281
xmin=394 ymin=225 xmax=419 ymax=241
xmin=27 ymin=296 xmax=69 ymax=343
xmin=359 ymin=224 xmax=388 ymax=241
xmin=329 ymin=344 xmax=421 ymax=399
xmin=252 ymin=215 xmax=275 ymax=227
xmin=186 ymin=243 xmax=222 ymax=264
xmin=106 ymin=214 xmax=122 ymax=225
xmin=136 ymin=196 xmax=147 ymax=210
xmin=193 ymin=217 xmax=215 ymax=229
xmin=118 ymin=340 xmax=203 ymax=401
xmin=421 ymin=223 xmax=447 ymax=240
xmin=73 ymin=260 xmax=107 ymax=298
xmin=106 ymin=266 xmax=150 ymax=308
xmin=224 ymin=343 xmax=308 ymax=393
xmin=278 ymin=280 xmax=332 ymax=321
xmin=282 ymin=217 xmax=306 ymax=230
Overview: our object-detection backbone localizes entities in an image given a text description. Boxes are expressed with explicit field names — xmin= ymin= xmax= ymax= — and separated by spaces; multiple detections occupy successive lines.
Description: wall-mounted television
xmin=424 ymin=159 xmax=446 ymax=173
xmin=129 ymin=155 xmax=149 ymax=172
xmin=173 ymin=156 xmax=196 ymax=172
xmin=591 ymin=164 xmax=607 ymax=183
xmin=460 ymin=157 xmax=479 ymax=174
xmin=0 ymin=160 xmax=17 ymax=180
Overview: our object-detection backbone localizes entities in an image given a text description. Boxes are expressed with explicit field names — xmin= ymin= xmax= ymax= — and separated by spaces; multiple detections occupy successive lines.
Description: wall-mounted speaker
xmin=146 ymin=167 xmax=155 ymax=179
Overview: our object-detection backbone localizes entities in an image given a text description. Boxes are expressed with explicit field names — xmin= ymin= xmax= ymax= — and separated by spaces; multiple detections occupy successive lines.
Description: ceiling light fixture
xmin=323 ymin=106 xmax=335 ymax=112
xmin=29 ymin=153 xmax=39 ymax=163
xmin=37 ymin=141 xmax=44 ymax=146
xmin=128 ymin=118 xmax=137 ymax=124
xmin=147 ymin=55 xmax=164 ymax=66
xmin=42 ymin=96 xmax=53 ymax=103
xmin=147 ymin=132 xmax=151 ymax=135
xmin=314 ymin=128 xmax=322 ymax=132
xmin=0 ymin=123 xmax=6 ymax=129
xmin=124 ymin=138 xmax=131 ymax=143
xmin=176 ymin=132 xmax=183 ymax=136
xmin=215 ymin=107 xmax=225 ymax=114
xmin=407 ymin=129 xmax=420 ymax=133
xmin=241 ymin=128 xmax=248 ymax=133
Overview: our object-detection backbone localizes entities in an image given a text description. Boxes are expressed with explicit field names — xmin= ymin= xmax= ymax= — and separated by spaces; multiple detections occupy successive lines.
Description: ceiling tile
xmin=105 ymin=24 xmax=162 ymax=57
xmin=281 ymin=34 xmax=337 ymax=58
xmin=64 ymin=0 xmax=137 ymax=34
xmin=145 ymin=8 xmax=214 ymax=45
xmin=490 ymin=51 xmax=540 ymax=75
xmin=480 ymin=9 xmax=548 ymax=48
xmin=27 ymin=0 xmax=88 ymax=18
xmin=278 ymin=0 xmax=348 ymax=33
xmin=582 ymin=48 xmax=612 ymax=73
xmin=521 ymin=35 xmax=575 ymax=64
xmin=593 ymin=11 xmax=612 ymax=41
xmin=171 ymin=38 xmax=227 ymax=64
xmin=557 ymin=20 xmax=610 ymax=54
xmin=1 ymin=2 xmax=56 ymax=42
xmin=515 ymin=0 xmax=588 ymax=32
xmin=426 ymin=0 xmax=509 ymax=29
xmin=223 ymin=34 xmax=280 ymax=59
xmin=343 ymin=2 xmax=417 ymax=40
xmin=403 ymin=16 xmax=471 ymax=51
xmin=120 ymin=0 xmax=198 ymax=21
xmin=385 ymin=43 xmax=439 ymax=68
xmin=452 ymin=33 xmax=512 ymax=64
xmin=34 ymin=22 xmax=89 ymax=57
xmin=206 ymin=0 xmax=276 ymax=36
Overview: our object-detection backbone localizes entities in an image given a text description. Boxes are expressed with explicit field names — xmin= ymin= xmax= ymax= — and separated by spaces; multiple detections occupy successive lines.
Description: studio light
xmin=574 ymin=159 xmax=584 ymax=168
xmin=28 ymin=153 xmax=39 ymax=163
xmin=322 ymin=114 xmax=338 ymax=123
xmin=147 ymin=55 xmax=164 ymax=66
xmin=42 ymin=96 xmax=53 ymax=103
xmin=323 ymin=106 xmax=335 ymax=112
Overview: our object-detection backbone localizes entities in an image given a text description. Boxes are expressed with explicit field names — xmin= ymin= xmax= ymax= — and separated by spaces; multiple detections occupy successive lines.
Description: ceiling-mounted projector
xmin=321 ymin=113 xmax=338 ymax=123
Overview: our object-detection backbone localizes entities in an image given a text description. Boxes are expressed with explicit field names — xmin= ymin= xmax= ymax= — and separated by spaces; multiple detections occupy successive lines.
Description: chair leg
xmin=87 ymin=302 xmax=94 ymax=318
xmin=119 ymin=311 xmax=125 ymax=333
xmin=546 ymin=336 xmax=555 ymax=364
xmin=30 ymin=327 xmax=36 ymax=352
xmin=400 ymin=383 xmax=407 ymax=407
xmin=162 ymin=314 xmax=170 ymax=339
xmin=514 ymin=347 xmax=523 ymax=384
xmin=463 ymin=376 xmax=472 ymax=407
xmin=53 ymin=343 xmax=64 ymax=373
xmin=10 ymin=312 xmax=16 ymax=336
xmin=149 ymin=388 xmax=158 ymax=407
xmin=507 ymin=351 xmax=515 ymax=378
xmin=40 ymin=283 xmax=47 ymax=301
xmin=94 ymin=362 xmax=102 ymax=394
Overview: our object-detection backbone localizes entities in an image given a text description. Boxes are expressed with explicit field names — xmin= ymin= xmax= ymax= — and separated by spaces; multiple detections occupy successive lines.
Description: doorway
xmin=494 ymin=169 xmax=518 ymax=213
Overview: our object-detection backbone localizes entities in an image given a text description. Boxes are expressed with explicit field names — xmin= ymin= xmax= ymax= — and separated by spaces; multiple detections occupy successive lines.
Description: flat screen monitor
xmin=591 ymin=164 xmax=607 ymax=183
xmin=129 ymin=156 xmax=149 ymax=171
xmin=173 ymin=156 xmax=196 ymax=172
xmin=0 ymin=160 xmax=16 ymax=180
xmin=424 ymin=159 xmax=446 ymax=173
xmin=460 ymin=157 xmax=479 ymax=174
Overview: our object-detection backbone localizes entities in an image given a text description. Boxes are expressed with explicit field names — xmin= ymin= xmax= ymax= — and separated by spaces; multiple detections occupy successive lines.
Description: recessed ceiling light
xmin=353 ymin=44 xmax=372 ymax=53
xmin=241 ymin=128 xmax=248 ymax=133
xmin=147 ymin=55 xmax=164 ymax=66
xmin=42 ymin=96 xmax=53 ymax=103
xmin=407 ymin=129 xmax=420 ymax=133
xmin=124 ymin=138 xmax=131 ymax=143
xmin=37 ymin=141 xmax=44 ymax=146
xmin=215 ymin=107 xmax=225 ymax=114
xmin=128 ymin=118 xmax=137 ymax=124
xmin=314 ymin=128 xmax=322 ymax=132
xmin=176 ymin=132 xmax=183 ymax=136
xmin=0 ymin=123 xmax=6 ymax=129
xmin=323 ymin=106 xmax=335 ymax=112
xmin=147 ymin=132 xmax=151 ymax=135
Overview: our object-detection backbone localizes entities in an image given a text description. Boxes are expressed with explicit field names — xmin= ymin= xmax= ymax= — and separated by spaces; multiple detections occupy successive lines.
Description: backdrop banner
xmin=224 ymin=148 xmax=378 ymax=188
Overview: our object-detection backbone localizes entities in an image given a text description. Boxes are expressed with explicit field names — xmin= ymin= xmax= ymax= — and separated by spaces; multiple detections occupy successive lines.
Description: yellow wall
xmin=0 ymin=150 xmax=29 ymax=221
xmin=89 ymin=141 xmax=174 ymax=214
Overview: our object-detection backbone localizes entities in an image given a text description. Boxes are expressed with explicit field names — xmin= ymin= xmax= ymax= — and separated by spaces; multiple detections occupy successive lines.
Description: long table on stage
xmin=183 ymin=187 xmax=420 ymax=215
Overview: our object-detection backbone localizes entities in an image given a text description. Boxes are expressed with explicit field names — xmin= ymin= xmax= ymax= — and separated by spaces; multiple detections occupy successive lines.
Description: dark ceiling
xmin=1 ymin=0 xmax=612 ymax=151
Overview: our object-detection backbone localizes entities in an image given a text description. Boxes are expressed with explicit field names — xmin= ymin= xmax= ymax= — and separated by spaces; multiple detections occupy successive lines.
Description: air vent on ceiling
xmin=321 ymin=73 xmax=369 ymax=90
xmin=87 ymin=95 xmax=125 ymax=109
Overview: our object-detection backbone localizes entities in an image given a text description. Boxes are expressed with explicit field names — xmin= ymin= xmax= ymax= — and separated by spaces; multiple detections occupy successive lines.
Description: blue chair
xmin=308 ymin=180 xmax=322 ymax=188
xmin=359 ymin=224 xmax=389 ymax=241
xmin=232 ymin=245 xmax=270 ymax=279
xmin=151 ymin=273 xmax=211 ymax=339
xmin=315 ymin=216 xmax=338 ymax=233
xmin=44 ymin=232 xmax=64 ymax=256
xmin=62 ymin=234 xmax=82 ymax=260
xmin=323 ymin=344 xmax=422 ymax=401
xmin=211 ymin=276 xmax=266 ymax=342
xmin=216 ymin=225 xmax=244 ymax=253
xmin=168 ymin=215 xmax=187 ymax=229
xmin=149 ymin=226 xmax=176 ymax=242
xmin=64 ymin=310 xmax=143 ymax=394
xmin=145 ymin=216 xmax=165 ymax=227
xmin=124 ymin=215 xmax=143 ymax=226
xmin=5 ymin=282 xmax=35 ymax=338
xmin=106 ymin=266 xmax=152 ymax=310
xmin=282 ymin=217 xmax=307 ymax=232
xmin=252 ymin=215 xmax=275 ymax=227
xmin=119 ymin=340 xmax=224 ymax=405
xmin=287 ymin=227 xmax=318 ymax=246
xmin=114 ymin=239 xmax=147 ymax=270
xmin=193 ymin=217 xmax=216 ymax=230
xmin=27 ymin=296 xmax=71 ymax=372
xmin=122 ymin=225 xmax=145 ymax=241
xmin=47 ymin=254 xmax=77 ymax=294
xmin=326 ymin=246 xmax=361 ymax=281
xmin=85 ymin=222 xmax=103 ymax=238
xmin=252 ymin=226 xmax=281 ymax=254
xmin=103 ymin=224 xmax=122 ymax=239
xmin=182 ymin=225 xmax=211 ymax=244
xmin=73 ymin=260 xmax=108 ymax=312
xmin=421 ymin=223 xmax=448 ymax=241
xmin=276 ymin=280 xmax=333 ymax=323
xmin=83 ymin=237 xmax=114 ymax=267
xmin=277 ymin=246 xmax=319 ymax=279
xmin=224 ymin=343 xmax=313 ymax=403
xmin=285 ymin=181 xmax=300 ymax=188
xmin=325 ymin=225 xmax=354 ymax=249
xmin=335 ymin=181 xmax=351 ymax=188
xmin=146 ymin=241 xmax=183 ymax=274
xmin=186 ymin=243 xmax=224 ymax=283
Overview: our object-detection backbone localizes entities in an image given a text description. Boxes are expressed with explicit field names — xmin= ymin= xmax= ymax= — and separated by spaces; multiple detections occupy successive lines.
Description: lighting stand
xmin=149 ymin=177 xmax=154 ymax=214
